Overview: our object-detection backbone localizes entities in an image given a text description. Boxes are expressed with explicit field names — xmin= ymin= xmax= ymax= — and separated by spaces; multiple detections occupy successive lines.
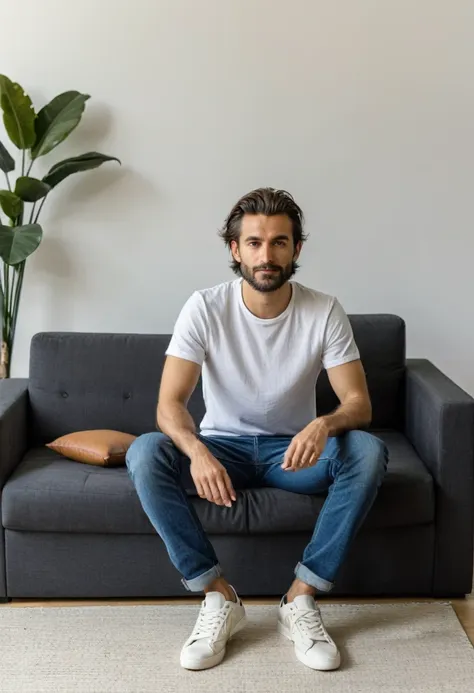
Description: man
xmin=126 ymin=187 xmax=389 ymax=672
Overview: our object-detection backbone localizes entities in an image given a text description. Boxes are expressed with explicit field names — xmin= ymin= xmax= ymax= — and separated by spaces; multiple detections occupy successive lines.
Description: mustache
xmin=254 ymin=265 xmax=282 ymax=272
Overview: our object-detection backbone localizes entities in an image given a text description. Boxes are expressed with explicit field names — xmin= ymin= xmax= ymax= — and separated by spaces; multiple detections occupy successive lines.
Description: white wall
xmin=2 ymin=0 xmax=473 ymax=394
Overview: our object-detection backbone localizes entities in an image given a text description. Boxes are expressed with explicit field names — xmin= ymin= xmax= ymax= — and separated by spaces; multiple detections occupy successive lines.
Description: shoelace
xmin=192 ymin=606 xmax=228 ymax=642
xmin=292 ymin=607 xmax=328 ymax=642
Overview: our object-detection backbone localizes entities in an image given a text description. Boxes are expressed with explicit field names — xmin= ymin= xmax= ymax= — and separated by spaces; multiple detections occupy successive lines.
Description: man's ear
xmin=293 ymin=240 xmax=302 ymax=261
xmin=230 ymin=239 xmax=241 ymax=263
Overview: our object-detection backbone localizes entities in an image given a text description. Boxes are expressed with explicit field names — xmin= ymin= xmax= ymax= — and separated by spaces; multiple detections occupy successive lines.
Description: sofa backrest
xmin=28 ymin=314 xmax=405 ymax=444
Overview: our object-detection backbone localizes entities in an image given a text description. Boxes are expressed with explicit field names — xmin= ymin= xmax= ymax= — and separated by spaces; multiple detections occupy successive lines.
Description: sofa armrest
xmin=0 ymin=378 xmax=29 ymax=489
xmin=404 ymin=359 xmax=474 ymax=595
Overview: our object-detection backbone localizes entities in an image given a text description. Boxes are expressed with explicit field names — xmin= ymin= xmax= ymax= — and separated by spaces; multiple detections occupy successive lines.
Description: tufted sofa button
xmin=61 ymin=392 xmax=68 ymax=398
xmin=124 ymin=392 xmax=131 ymax=400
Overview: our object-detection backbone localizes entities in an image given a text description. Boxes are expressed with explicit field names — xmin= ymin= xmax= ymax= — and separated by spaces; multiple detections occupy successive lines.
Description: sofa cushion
xmin=247 ymin=431 xmax=434 ymax=532
xmin=1 ymin=446 xmax=246 ymax=535
xmin=1 ymin=430 xmax=433 ymax=535
xmin=46 ymin=430 xmax=137 ymax=466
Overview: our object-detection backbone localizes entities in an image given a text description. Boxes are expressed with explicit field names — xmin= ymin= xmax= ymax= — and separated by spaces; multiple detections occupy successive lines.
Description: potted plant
xmin=0 ymin=74 xmax=120 ymax=377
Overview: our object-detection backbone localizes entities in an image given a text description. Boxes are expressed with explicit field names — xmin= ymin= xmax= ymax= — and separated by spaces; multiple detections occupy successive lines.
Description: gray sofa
xmin=1 ymin=315 xmax=473 ymax=602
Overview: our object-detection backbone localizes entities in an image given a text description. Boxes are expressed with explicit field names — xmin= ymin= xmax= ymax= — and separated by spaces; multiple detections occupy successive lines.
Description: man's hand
xmin=281 ymin=418 xmax=329 ymax=472
xmin=190 ymin=449 xmax=237 ymax=507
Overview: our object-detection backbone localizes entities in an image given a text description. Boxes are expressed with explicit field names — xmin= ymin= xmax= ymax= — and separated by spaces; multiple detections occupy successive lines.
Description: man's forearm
xmin=319 ymin=398 xmax=372 ymax=437
xmin=157 ymin=402 xmax=206 ymax=458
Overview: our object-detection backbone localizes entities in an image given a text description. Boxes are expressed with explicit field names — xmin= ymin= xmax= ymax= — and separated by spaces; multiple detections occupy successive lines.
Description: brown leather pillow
xmin=46 ymin=430 xmax=137 ymax=467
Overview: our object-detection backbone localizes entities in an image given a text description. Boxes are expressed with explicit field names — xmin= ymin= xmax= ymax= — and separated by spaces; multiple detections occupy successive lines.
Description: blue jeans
xmin=125 ymin=430 xmax=389 ymax=593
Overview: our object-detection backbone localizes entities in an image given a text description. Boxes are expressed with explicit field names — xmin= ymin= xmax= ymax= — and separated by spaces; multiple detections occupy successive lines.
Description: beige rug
xmin=0 ymin=602 xmax=473 ymax=692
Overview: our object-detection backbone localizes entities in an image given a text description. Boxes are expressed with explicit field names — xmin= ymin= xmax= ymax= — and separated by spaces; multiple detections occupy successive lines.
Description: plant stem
xmin=34 ymin=195 xmax=47 ymax=223
xmin=3 ymin=261 xmax=10 ymax=340
xmin=8 ymin=266 xmax=16 ymax=323
xmin=7 ymin=266 xmax=14 ymax=335
xmin=4 ymin=172 xmax=11 ymax=192
xmin=29 ymin=202 xmax=37 ymax=224
xmin=1 ymin=260 xmax=26 ymax=376
xmin=26 ymin=156 xmax=34 ymax=177
xmin=10 ymin=261 xmax=25 ymax=349
xmin=1 ymin=263 xmax=6 ymax=343
xmin=21 ymin=149 xmax=25 ymax=177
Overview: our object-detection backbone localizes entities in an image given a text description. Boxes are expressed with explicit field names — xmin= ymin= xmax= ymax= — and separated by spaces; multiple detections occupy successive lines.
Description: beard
xmin=239 ymin=260 xmax=298 ymax=293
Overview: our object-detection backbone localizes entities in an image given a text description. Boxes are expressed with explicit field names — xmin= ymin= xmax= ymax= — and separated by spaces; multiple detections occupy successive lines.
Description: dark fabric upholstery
xmin=4 ymin=525 xmax=435 ymax=599
xmin=28 ymin=333 xmax=169 ymax=445
xmin=404 ymin=359 xmax=474 ymax=594
xmin=0 ymin=379 xmax=29 ymax=598
xmin=2 ymin=431 xmax=433 ymax=534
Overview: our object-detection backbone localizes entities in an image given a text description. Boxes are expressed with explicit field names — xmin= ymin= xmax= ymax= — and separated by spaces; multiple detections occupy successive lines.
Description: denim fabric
xmin=125 ymin=430 xmax=389 ymax=593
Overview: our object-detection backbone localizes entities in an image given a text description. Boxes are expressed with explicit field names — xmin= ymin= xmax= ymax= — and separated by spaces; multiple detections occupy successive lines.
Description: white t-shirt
xmin=165 ymin=278 xmax=360 ymax=437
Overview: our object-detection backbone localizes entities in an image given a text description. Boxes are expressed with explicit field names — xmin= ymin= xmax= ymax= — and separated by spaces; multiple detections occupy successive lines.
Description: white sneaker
xmin=278 ymin=594 xmax=341 ymax=670
xmin=180 ymin=585 xmax=247 ymax=670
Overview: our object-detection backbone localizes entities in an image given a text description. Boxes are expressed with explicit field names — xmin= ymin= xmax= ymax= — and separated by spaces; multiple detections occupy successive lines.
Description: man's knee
xmin=125 ymin=431 xmax=178 ymax=477
xmin=342 ymin=429 xmax=388 ymax=482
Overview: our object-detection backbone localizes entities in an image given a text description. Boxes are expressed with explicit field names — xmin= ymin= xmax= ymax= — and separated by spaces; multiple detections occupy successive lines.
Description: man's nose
xmin=260 ymin=245 xmax=275 ymax=264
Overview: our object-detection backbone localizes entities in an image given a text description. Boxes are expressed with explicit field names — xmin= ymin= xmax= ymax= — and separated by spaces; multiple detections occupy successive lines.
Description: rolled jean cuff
xmin=181 ymin=564 xmax=222 ymax=592
xmin=294 ymin=562 xmax=334 ymax=593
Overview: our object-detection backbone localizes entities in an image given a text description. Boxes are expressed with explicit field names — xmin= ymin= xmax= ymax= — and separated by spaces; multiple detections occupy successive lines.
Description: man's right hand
xmin=190 ymin=449 xmax=237 ymax=507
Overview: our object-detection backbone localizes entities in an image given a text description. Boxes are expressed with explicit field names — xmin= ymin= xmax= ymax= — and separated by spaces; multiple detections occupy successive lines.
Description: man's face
xmin=231 ymin=214 xmax=301 ymax=293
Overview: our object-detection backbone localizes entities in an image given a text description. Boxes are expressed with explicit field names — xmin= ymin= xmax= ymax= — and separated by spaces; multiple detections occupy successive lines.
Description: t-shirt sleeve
xmin=165 ymin=291 xmax=207 ymax=366
xmin=321 ymin=297 xmax=360 ymax=369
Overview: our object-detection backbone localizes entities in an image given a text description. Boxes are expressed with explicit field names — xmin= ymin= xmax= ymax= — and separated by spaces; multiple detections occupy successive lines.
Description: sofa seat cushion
xmin=247 ymin=430 xmax=435 ymax=532
xmin=1 ymin=447 xmax=246 ymax=535
xmin=1 ymin=430 xmax=433 ymax=535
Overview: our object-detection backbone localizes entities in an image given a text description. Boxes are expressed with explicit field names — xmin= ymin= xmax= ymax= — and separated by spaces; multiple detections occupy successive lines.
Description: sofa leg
xmin=0 ymin=597 xmax=11 ymax=603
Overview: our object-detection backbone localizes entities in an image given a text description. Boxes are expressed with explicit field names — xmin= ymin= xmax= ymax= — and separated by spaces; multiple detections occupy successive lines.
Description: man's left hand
xmin=281 ymin=418 xmax=329 ymax=472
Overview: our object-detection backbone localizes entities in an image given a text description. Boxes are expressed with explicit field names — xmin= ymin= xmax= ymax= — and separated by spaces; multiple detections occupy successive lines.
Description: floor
xmin=5 ymin=592 xmax=474 ymax=647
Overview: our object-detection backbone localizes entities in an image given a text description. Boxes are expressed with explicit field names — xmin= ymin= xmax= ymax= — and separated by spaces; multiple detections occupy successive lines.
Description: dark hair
xmin=218 ymin=187 xmax=308 ymax=274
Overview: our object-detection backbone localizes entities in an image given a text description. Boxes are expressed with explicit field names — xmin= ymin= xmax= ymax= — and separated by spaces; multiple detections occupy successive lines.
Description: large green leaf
xmin=0 ymin=139 xmax=15 ymax=173
xmin=14 ymin=176 xmax=51 ymax=202
xmin=0 ymin=75 xmax=36 ymax=150
xmin=31 ymin=91 xmax=90 ymax=159
xmin=43 ymin=152 xmax=121 ymax=188
xmin=0 ymin=223 xmax=42 ymax=265
xmin=0 ymin=191 xmax=23 ymax=222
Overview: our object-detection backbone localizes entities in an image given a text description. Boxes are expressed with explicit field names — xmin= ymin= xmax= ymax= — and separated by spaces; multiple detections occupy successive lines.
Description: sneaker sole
xmin=180 ymin=613 xmax=247 ymax=671
xmin=277 ymin=619 xmax=341 ymax=671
